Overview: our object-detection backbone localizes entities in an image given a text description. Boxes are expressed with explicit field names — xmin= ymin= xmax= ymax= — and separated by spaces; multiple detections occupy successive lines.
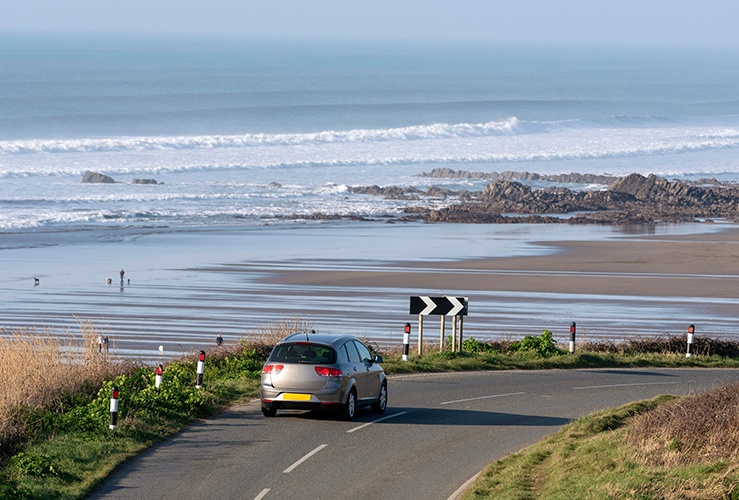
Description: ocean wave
xmin=1 ymin=116 xmax=738 ymax=181
xmin=3 ymin=115 xmax=738 ymax=158
xmin=8 ymin=115 xmax=729 ymax=156
xmin=0 ymin=118 xmax=524 ymax=155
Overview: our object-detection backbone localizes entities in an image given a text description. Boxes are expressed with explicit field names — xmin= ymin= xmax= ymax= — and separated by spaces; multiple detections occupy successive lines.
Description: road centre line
xmin=572 ymin=381 xmax=679 ymax=390
xmin=347 ymin=411 xmax=408 ymax=433
xmin=254 ymin=488 xmax=270 ymax=500
xmin=440 ymin=392 xmax=526 ymax=405
xmin=283 ymin=444 xmax=328 ymax=474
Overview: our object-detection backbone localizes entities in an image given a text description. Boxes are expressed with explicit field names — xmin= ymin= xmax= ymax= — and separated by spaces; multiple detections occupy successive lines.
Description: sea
xmin=1 ymin=35 xmax=738 ymax=359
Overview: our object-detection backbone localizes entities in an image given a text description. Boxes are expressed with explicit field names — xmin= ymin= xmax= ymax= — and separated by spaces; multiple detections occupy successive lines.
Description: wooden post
xmin=418 ymin=315 xmax=424 ymax=355
xmin=451 ymin=315 xmax=457 ymax=351
xmin=440 ymin=316 xmax=445 ymax=352
xmin=459 ymin=316 xmax=464 ymax=352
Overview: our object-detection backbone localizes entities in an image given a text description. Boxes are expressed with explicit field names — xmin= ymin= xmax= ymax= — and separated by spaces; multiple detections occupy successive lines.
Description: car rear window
xmin=270 ymin=343 xmax=337 ymax=364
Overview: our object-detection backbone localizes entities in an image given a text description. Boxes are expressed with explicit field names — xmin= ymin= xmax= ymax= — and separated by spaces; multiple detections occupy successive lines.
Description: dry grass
xmin=627 ymin=381 xmax=739 ymax=466
xmin=580 ymin=335 xmax=739 ymax=357
xmin=0 ymin=320 xmax=125 ymax=451
xmin=239 ymin=316 xmax=315 ymax=357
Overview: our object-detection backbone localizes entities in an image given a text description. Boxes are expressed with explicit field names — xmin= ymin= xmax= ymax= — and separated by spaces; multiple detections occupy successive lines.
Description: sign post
xmin=410 ymin=296 xmax=469 ymax=354
xmin=458 ymin=316 xmax=464 ymax=352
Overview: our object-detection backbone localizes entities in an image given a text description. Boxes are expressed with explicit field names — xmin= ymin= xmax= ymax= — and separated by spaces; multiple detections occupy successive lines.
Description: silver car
xmin=260 ymin=333 xmax=387 ymax=420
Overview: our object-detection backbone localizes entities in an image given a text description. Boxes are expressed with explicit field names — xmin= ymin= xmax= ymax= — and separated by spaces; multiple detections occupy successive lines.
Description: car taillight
xmin=315 ymin=366 xmax=342 ymax=377
xmin=262 ymin=364 xmax=284 ymax=374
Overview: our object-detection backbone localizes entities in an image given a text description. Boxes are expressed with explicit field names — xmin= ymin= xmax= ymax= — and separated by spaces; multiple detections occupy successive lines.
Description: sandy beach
xmin=264 ymin=227 xmax=739 ymax=298
xmin=1 ymin=223 xmax=738 ymax=359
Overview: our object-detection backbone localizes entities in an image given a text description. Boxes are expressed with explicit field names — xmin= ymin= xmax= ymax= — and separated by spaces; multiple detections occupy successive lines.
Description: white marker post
xmin=196 ymin=350 xmax=206 ymax=388
xmin=569 ymin=322 xmax=576 ymax=354
xmin=402 ymin=323 xmax=411 ymax=361
xmin=155 ymin=364 xmax=163 ymax=393
xmin=686 ymin=324 xmax=695 ymax=358
xmin=109 ymin=386 xmax=119 ymax=430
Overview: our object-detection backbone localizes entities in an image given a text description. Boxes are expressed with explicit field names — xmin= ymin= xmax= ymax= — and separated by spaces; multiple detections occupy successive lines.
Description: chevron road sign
xmin=409 ymin=296 xmax=468 ymax=316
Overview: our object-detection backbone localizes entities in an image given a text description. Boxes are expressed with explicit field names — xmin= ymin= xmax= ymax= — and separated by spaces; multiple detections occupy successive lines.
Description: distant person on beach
xmin=119 ymin=268 xmax=125 ymax=284
xmin=97 ymin=335 xmax=103 ymax=353
xmin=103 ymin=336 xmax=110 ymax=353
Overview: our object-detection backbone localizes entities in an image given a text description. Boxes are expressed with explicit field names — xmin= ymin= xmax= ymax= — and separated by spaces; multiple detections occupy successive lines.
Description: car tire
xmin=261 ymin=406 xmax=277 ymax=417
xmin=340 ymin=389 xmax=357 ymax=421
xmin=371 ymin=383 xmax=387 ymax=414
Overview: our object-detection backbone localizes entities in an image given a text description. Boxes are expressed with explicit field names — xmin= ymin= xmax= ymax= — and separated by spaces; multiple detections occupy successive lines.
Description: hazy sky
xmin=5 ymin=0 xmax=739 ymax=49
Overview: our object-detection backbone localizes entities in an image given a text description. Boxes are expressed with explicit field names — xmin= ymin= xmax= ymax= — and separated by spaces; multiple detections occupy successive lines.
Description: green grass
xmin=380 ymin=349 xmax=739 ymax=375
xmin=463 ymin=395 xmax=739 ymax=499
xmin=0 ymin=347 xmax=263 ymax=499
xmin=2 ymin=336 xmax=739 ymax=499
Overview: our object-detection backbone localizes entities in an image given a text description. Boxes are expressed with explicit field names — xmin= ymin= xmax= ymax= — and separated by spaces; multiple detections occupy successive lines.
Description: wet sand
xmin=1 ymin=223 xmax=738 ymax=359
xmin=263 ymin=228 xmax=739 ymax=298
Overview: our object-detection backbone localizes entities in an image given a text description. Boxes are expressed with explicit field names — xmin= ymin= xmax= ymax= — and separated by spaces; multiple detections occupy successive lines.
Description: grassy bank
xmin=463 ymin=384 xmax=739 ymax=499
xmin=0 ymin=325 xmax=738 ymax=498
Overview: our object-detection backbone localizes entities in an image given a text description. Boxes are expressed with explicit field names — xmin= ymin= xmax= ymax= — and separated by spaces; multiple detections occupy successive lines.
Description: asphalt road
xmin=90 ymin=368 xmax=739 ymax=500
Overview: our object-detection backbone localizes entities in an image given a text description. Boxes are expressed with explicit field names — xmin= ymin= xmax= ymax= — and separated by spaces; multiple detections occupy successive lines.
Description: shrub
xmin=462 ymin=337 xmax=499 ymax=354
xmin=510 ymin=329 xmax=561 ymax=358
xmin=8 ymin=453 xmax=56 ymax=479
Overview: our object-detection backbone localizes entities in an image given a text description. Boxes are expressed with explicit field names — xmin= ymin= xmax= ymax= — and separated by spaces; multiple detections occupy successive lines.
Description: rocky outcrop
xmin=82 ymin=172 xmax=162 ymax=185
xmin=418 ymin=168 xmax=619 ymax=186
xmin=350 ymin=185 xmax=422 ymax=200
xmin=424 ymin=173 xmax=739 ymax=224
xmin=82 ymin=171 xmax=116 ymax=184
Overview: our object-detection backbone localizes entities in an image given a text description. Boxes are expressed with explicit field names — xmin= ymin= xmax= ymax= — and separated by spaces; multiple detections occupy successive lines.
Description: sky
xmin=4 ymin=0 xmax=739 ymax=49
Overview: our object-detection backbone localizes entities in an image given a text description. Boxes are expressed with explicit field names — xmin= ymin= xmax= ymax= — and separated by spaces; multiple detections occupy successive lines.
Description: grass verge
xmin=463 ymin=385 xmax=739 ymax=499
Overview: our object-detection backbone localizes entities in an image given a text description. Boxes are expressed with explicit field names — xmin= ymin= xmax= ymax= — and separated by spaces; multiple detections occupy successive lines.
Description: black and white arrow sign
xmin=409 ymin=296 xmax=468 ymax=316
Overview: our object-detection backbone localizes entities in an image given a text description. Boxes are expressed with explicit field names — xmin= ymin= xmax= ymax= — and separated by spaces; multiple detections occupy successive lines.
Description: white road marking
xmin=572 ymin=381 xmax=679 ymax=390
xmin=447 ymin=472 xmax=481 ymax=500
xmin=347 ymin=411 xmax=408 ymax=433
xmin=440 ymin=392 xmax=526 ymax=405
xmin=254 ymin=488 xmax=270 ymax=500
xmin=282 ymin=444 xmax=328 ymax=474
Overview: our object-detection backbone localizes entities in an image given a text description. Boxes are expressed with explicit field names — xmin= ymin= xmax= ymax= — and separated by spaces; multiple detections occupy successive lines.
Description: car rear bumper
xmin=260 ymin=386 xmax=346 ymax=410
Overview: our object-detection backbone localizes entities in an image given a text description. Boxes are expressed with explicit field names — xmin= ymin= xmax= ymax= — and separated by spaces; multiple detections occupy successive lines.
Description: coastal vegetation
xmin=1 ymin=322 xmax=738 ymax=498
xmin=463 ymin=386 xmax=739 ymax=499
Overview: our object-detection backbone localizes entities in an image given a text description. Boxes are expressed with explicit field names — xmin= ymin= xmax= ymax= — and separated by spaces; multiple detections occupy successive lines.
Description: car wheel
xmin=340 ymin=389 xmax=357 ymax=421
xmin=261 ymin=406 xmax=277 ymax=417
xmin=371 ymin=383 xmax=387 ymax=414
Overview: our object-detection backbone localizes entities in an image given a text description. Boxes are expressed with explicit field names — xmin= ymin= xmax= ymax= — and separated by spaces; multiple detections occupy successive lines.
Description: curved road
xmin=91 ymin=368 xmax=738 ymax=500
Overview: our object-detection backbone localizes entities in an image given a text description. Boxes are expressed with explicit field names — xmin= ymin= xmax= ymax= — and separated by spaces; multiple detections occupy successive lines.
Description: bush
xmin=510 ymin=329 xmax=562 ymax=358
xmin=462 ymin=337 xmax=499 ymax=354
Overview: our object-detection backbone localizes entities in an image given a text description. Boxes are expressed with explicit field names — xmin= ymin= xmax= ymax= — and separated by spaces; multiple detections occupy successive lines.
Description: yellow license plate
xmin=282 ymin=393 xmax=311 ymax=401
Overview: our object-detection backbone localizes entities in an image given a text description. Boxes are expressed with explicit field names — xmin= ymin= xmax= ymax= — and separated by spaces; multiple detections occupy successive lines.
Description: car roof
xmin=279 ymin=332 xmax=357 ymax=348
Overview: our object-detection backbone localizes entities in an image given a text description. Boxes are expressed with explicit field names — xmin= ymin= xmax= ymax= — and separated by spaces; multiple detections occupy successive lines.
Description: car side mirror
xmin=373 ymin=354 xmax=383 ymax=364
